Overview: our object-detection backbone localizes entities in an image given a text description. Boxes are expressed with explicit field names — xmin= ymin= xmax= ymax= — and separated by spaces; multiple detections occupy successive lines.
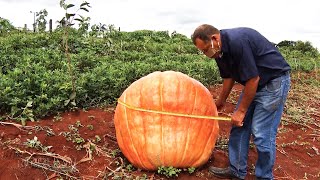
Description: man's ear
xmin=211 ymin=34 xmax=219 ymax=40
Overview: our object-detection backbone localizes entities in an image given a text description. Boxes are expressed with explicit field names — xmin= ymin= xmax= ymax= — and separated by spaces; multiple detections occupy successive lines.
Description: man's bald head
xmin=191 ymin=24 xmax=220 ymax=45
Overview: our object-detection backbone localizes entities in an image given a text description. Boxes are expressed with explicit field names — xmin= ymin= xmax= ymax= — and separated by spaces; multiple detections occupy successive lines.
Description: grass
xmin=282 ymin=72 xmax=320 ymax=132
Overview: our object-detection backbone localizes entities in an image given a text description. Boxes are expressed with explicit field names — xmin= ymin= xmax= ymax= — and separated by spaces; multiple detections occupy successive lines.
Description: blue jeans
xmin=228 ymin=72 xmax=291 ymax=179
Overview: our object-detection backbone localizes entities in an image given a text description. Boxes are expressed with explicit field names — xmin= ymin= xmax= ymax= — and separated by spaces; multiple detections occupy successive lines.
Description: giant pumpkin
xmin=114 ymin=71 xmax=219 ymax=170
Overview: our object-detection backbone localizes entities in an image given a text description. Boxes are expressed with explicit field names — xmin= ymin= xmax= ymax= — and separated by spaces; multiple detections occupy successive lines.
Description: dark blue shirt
xmin=215 ymin=27 xmax=291 ymax=87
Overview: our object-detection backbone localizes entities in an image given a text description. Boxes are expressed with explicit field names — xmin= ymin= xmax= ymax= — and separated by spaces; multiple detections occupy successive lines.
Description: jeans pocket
xmin=257 ymin=78 xmax=282 ymax=112
xmin=266 ymin=78 xmax=281 ymax=92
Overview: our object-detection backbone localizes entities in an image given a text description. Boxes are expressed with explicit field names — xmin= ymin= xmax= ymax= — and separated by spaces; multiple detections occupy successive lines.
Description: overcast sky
xmin=1 ymin=0 xmax=319 ymax=49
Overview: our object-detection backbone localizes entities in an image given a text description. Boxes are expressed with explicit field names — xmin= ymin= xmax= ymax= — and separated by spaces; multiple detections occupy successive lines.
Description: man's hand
xmin=215 ymin=98 xmax=225 ymax=111
xmin=232 ymin=76 xmax=260 ymax=127
xmin=231 ymin=110 xmax=246 ymax=127
xmin=216 ymin=78 xmax=235 ymax=111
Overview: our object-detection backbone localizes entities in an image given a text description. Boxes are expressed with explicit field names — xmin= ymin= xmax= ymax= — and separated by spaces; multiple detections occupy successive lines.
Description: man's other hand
xmin=231 ymin=110 xmax=245 ymax=127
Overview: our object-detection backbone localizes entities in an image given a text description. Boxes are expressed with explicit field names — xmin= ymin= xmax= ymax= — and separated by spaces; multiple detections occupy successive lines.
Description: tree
xmin=0 ymin=17 xmax=15 ymax=34
xmin=295 ymin=41 xmax=317 ymax=53
xmin=58 ymin=0 xmax=91 ymax=106
xmin=277 ymin=40 xmax=296 ymax=48
xmin=77 ymin=16 xmax=90 ymax=35
xmin=278 ymin=40 xmax=318 ymax=56
xmin=36 ymin=9 xmax=48 ymax=32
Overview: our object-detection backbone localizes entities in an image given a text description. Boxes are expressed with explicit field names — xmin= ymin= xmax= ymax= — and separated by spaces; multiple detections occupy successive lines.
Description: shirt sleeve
xmin=233 ymin=39 xmax=259 ymax=83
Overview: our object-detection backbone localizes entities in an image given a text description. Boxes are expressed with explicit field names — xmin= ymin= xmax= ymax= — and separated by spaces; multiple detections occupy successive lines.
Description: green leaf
xmin=69 ymin=92 xmax=77 ymax=100
xmin=80 ymin=2 xmax=90 ymax=7
xmin=21 ymin=119 xmax=26 ymax=126
xmin=80 ymin=7 xmax=89 ymax=12
xmin=59 ymin=0 xmax=65 ymax=8
xmin=59 ymin=17 xmax=66 ymax=24
xmin=64 ymin=99 xmax=70 ymax=106
xmin=71 ymin=101 xmax=76 ymax=106
xmin=26 ymin=101 xmax=33 ymax=107
xmin=66 ymin=13 xmax=75 ymax=20
xmin=66 ymin=4 xmax=75 ymax=9
xmin=29 ymin=117 xmax=35 ymax=122
xmin=74 ymin=18 xmax=83 ymax=23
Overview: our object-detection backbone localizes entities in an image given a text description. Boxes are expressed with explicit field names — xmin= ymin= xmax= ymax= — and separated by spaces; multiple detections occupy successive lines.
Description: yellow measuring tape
xmin=117 ymin=99 xmax=231 ymax=121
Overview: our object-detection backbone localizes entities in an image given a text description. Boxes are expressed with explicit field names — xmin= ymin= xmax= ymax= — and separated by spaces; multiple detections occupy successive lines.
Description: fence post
xmin=49 ymin=19 xmax=52 ymax=32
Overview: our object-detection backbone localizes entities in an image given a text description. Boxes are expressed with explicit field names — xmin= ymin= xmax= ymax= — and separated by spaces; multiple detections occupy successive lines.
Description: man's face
xmin=195 ymin=37 xmax=220 ymax=58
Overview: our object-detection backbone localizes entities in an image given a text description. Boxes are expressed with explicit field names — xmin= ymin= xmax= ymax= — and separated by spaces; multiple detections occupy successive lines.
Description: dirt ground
xmin=0 ymin=80 xmax=319 ymax=180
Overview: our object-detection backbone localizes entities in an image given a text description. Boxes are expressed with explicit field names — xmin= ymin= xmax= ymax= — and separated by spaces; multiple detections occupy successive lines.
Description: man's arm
xmin=216 ymin=78 xmax=235 ymax=110
xmin=232 ymin=76 xmax=260 ymax=126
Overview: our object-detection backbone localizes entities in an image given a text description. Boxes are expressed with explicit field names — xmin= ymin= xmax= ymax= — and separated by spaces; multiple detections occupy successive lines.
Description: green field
xmin=0 ymin=23 xmax=319 ymax=124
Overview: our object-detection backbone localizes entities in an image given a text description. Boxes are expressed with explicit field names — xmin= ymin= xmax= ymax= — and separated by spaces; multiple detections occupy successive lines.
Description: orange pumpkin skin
xmin=114 ymin=71 xmax=219 ymax=170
